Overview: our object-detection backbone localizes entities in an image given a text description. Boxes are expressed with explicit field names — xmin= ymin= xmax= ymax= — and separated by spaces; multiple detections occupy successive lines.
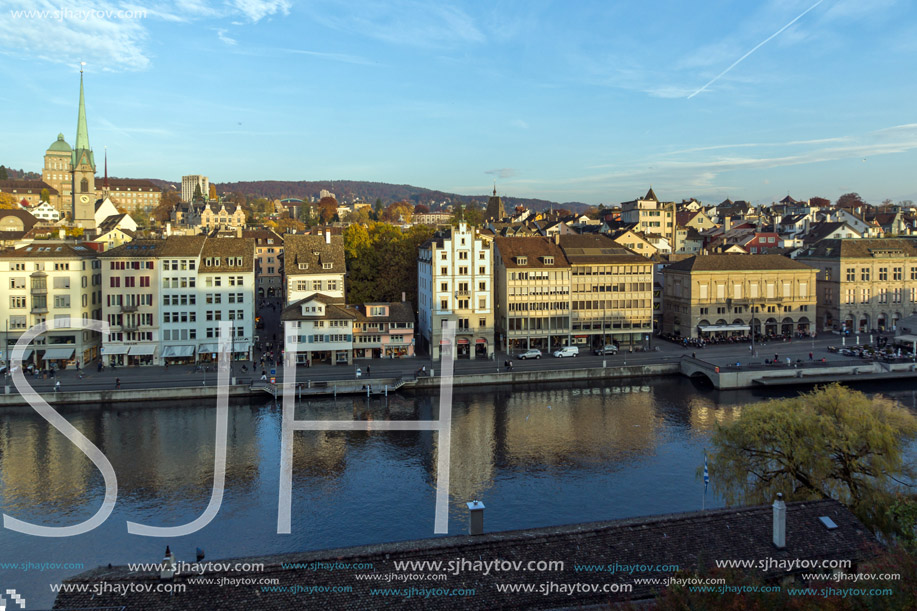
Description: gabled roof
xmin=281 ymin=294 xmax=356 ymax=321
xmin=494 ymin=236 xmax=570 ymax=268
xmin=199 ymin=238 xmax=255 ymax=272
xmin=803 ymin=221 xmax=853 ymax=245
xmin=350 ymin=302 xmax=415 ymax=324
xmin=644 ymin=187 xmax=658 ymax=201
xmin=0 ymin=242 xmax=97 ymax=259
xmin=665 ymin=254 xmax=815 ymax=272
xmin=0 ymin=179 xmax=58 ymax=194
xmin=798 ymin=238 xmax=917 ymax=259
xmin=559 ymin=234 xmax=646 ymax=263
xmin=99 ymin=236 xmax=207 ymax=258
xmin=285 ymin=234 xmax=345 ymax=275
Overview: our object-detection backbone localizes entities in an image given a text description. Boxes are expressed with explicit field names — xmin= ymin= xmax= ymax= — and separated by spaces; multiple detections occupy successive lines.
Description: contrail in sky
xmin=687 ymin=0 xmax=826 ymax=99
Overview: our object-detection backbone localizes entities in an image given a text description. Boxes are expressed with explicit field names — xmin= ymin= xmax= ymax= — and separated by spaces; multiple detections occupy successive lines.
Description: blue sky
xmin=1 ymin=0 xmax=916 ymax=205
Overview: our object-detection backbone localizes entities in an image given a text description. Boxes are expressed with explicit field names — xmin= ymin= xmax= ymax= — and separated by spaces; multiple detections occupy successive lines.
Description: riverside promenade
xmin=3 ymin=332 xmax=910 ymax=407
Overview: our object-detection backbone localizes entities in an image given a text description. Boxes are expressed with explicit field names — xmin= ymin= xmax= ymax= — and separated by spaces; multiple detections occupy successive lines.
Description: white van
xmin=552 ymin=346 xmax=579 ymax=358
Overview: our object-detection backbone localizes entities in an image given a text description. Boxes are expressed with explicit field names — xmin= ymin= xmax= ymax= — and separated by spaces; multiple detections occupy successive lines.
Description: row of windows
xmin=293 ymin=280 xmax=339 ymax=291
xmin=290 ymin=334 xmax=353 ymax=343
xmin=844 ymin=267 xmax=917 ymax=281
xmin=572 ymin=299 xmax=651 ymax=310
xmin=205 ymin=310 xmax=246 ymax=321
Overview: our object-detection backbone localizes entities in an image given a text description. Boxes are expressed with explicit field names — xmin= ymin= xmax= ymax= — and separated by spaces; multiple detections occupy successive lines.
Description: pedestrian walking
xmin=115 ymin=378 xmax=121 ymax=390
xmin=809 ymin=352 xmax=813 ymax=361
xmin=55 ymin=381 xmax=61 ymax=392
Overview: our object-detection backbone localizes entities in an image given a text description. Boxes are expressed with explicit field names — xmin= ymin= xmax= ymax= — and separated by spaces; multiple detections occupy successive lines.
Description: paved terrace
xmin=6 ymin=332 xmax=909 ymax=398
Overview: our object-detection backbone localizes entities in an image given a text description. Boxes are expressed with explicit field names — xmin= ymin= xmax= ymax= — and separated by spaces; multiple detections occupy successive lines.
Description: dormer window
xmin=542 ymin=256 xmax=554 ymax=265
xmin=298 ymin=263 xmax=309 ymax=270
xmin=516 ymin=256 xmax=527 ymax=265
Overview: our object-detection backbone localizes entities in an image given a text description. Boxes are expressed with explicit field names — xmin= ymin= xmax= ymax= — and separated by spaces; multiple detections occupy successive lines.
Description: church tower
xmin=485 ymin=184 xmax=506 ymax=221
xmin=71 ymin=67 xmax=96 ymax=230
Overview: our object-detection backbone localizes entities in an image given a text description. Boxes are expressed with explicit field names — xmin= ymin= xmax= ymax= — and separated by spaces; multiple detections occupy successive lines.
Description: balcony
xmin=121 ymin=303 xmax=139 ymax=313
xmin=31 ymin=305 xmax=48 ymax=314
xmin=30 ymin=286 xmax=47 ymax=296
xmin=455 ymin=289 xmax=470 ymax=297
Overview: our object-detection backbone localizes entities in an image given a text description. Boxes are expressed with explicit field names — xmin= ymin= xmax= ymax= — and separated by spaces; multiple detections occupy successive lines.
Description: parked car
xmin=594 ymin=344 xmax=619 ymax=355
xmin=517 ymin=349 xmax=542 ymax=360
xmin=552 ymin=346 xmax=579 ymax=358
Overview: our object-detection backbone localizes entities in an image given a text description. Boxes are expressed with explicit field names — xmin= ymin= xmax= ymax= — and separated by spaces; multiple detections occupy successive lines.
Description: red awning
xmin=439 ymin=339 xmax=451 ymax=345
xmin=475 ymin=338 xmax=486 ymax=344
xmin=457 ymin=338 xmax=470 ymax=345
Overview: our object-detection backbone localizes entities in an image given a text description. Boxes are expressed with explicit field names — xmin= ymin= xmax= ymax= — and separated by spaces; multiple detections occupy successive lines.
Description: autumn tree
xmin=209 ymin=184 xmax=218 ymax=201
xmin=0 ymin=192 xmax=20 ymax=209
xmin=192 ymin=184 xmax=204 ymax=202
xmin=706 ymin=384 xmax=917 ymax=535
xmin=343 ymin=222 xmax=433 ymax=304
xmin=275 ymin=218 xmax=305 ymax=234
xmin=451 ymin=202 xmax=485 ymax=226
xmin=836 ymin=192 xmax=867 ymax=209
xmin=373 ymin=198 xmax=384 ymax=219
xmin=153 ymin=190 xmax=181 ymax=222
xmin=318 ymin=196 xmax=338 ymax=223
xmin=382 ymin=200 xmax=413 ymax=224
xmin=297 ymin=203 xmax=316 ymax=227
xmin=349 ymin=206 xmax=371 ymax=225
xmin=809 ymin=196 xmax=830 ymax=207
xmin=414 ymin=203 xmax=429 ymax=214
xmin=0 ymin=165 xmax=8 ymax=180
xmin=40 ymin=188 xmax=50 ymax=203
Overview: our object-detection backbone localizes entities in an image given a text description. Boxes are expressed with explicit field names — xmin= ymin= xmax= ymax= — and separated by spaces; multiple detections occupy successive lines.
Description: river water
xmin=1 ymin=377 xmax=915 ymax=608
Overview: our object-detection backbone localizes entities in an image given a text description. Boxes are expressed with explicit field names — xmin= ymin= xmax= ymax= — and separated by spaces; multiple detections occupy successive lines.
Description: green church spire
xmin=73 ymin=66 xmax=95 ymax=170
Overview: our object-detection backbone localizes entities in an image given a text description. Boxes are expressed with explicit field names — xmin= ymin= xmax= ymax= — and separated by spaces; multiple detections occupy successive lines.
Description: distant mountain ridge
xmin=148 ymin=178 xmax=590 ymax=213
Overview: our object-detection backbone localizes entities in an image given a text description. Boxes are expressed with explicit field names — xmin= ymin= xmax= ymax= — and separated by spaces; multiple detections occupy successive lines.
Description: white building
xmin=284 ymin=230 xmax=345 ymax=304
xmin=417 ymin=222 xmax=494 ymax=360
xmin=181 ymin=175 xmax=209 ymax=203
xmin=99 ymin=236 xmax=254 ymax=366
xmin=27 ymin=201 xmax=61 ymax=222
xmin=0 ymin=243 xmax=102 ymax=369
xmin=281 ymin=294 xmax=355 ymax=366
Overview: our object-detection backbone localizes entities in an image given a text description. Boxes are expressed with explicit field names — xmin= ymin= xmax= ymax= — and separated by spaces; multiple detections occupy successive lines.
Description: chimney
xmin=724 ymin=216 xmax=732 ymax=232
xmin=402 ymin=291 xmax=406 ymax=302
xmin=772 ymin=493 xmax=786 ymax=549
xmin=553 ymin=233 xmax=560 ymax=245
xmin=236 ymin=226 xmax=242 ymax=238
xmin=160 ymin=545 xmax=176 ymax=581
xmin=59 ymin=228 xmax=65 ymax=239
xmin=325 ymin=228 xmax=331 ymax=244
xmin=165 ymin=222 xmax=172 ymax=236
xmin=467 ymin=500 xmax=485 ymax=535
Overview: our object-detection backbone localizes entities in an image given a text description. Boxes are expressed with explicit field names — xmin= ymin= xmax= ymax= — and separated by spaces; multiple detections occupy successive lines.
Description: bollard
xmin=384 ymin=385 xmax=388 ymax=397
xmin=231 ymin=376 xmax=236 ymax=386
xmin=602 ymin=359 xmax=606 ymax=368
xmin=4 ymin=385 xmax=8 ymax=395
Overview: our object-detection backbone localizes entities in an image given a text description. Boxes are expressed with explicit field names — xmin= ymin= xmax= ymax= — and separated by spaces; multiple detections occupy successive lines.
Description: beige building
xmin=284 ymin=231 xmax=345 ymax=304
xmin=418 ymin=222 xmax=494 ymax=360
xmin=620 ymin=188 xmax=675 ymax=240
xmin=662 ymin=254 xmax=817 ymax=339
xmin=243 ymin=229 xmax=284 ymax=299
xmin=200 ymin=203 xmax=246 ymax=231
xmin=494 ymin=237 xmax=571 ymax=353
xmin=0 ymin=243 xmax=102 ymax=369
xmin=42 ymin=134 xmax=73 ymax=212
xmin=105 ymin=179 xmax=162 ymax=212
xmin=559 ymin=235 xmax=654 ymax=349
xmin=797 ymin=238 xmax=917 ymax=333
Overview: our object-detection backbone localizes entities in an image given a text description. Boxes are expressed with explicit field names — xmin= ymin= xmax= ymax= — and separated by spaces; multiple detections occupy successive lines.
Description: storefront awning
xmin=42 ymin=347 xmax=75 ymax=360
xmin=103 ymin=345 xmax=129 ymax=355
xmin=10 ymin=348 xmax=33 ymax=360
xmin=698 ymin=324 xmax=751 ymax=332
xmin=232 ymin=342 xmax=250 ymax=354
xmin=457 ymin=338 xmax=470 ymax=345
xmin=438 ymin=339 xmax=451 ymax=345
xmin=162 ymin=345 xmax=195 ymax=358
xmin=198 ymin=343 xmax=219 ymax=353
xmin=475 ymin=338 xmax=486 ymax=344
xmin=128 ymin=344 xmax=156 ymax=356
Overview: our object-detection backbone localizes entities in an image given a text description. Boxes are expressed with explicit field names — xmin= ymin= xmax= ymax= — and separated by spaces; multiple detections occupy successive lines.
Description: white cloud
xmin=485 ymin=168 xmax=518 ymax=179
xmin=231 ymin=0 xmax=291 ymax=23
xmin=0 ymin=0 xmax=151 ymax=70
xmin=309 ymin=1 xmax=484 ymax=48
xmin=217 ymin=28 xmax=238 ymax=45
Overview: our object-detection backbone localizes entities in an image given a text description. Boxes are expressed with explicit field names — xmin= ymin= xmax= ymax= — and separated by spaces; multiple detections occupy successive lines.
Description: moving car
xmin=552 ymin=346 xmax=579 ymax=358
xmin=517 ymin=349 xmax=542 ymax=360
xmin=594 ymin=344 xmax=619 ymax=355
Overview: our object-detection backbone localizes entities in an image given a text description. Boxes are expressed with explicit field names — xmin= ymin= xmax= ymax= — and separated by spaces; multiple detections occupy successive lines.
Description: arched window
xmin=80 ymin=178 xmax=88 ymax=193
